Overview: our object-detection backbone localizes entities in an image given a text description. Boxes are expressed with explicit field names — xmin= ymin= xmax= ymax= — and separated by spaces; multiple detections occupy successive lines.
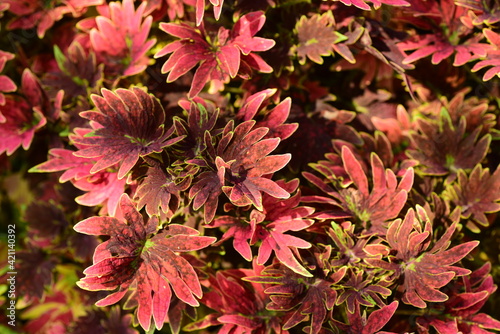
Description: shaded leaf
xmin=293 ymin=11 xmax=344 ymax=65
xmin=407 ymin=111 xmax=491 ymax=178
xmin=370 ymin=207 xmax=479 ymax=308
xmin=156 ymin=11 xmax=274 ymax=97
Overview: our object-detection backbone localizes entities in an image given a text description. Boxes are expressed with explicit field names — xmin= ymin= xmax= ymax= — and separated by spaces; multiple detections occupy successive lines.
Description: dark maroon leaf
xmin=16 ymin=247 xmax=58 ymax=304
xmin=417 ymin=262 xmax=500 ymax=333
xmin=44 ymin=42 xmax=103 ymax=101
xmin=24 ymin=201 xmax=69 ymax=247
xmin=187 ymin=262 xmax=283 ymax=333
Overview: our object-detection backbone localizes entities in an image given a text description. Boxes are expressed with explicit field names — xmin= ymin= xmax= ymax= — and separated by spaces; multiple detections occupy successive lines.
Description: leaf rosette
xmin=74 ymin=194 xmax=216 ymax=331
xmin=73 ymin=87 xmax=184 ymax=179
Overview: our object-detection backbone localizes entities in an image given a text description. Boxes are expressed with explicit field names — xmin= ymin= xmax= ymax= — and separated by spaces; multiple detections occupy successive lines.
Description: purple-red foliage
xmin=303 ymin=146 xmax=414 ymax=233
xmin=1 ymin=0 xmax=500 ymax=333
xmin=416 ymin=262 xmax=500 ymax=333
xmin=77 ymin=0 xmax=156 ymax=77
xmin=155 ymin=11 xmax=274 ymax=97
xmin=0 ymin=50 xmax=16 ymax=107
xmin=73 ymin=87 xmax=183 ymax=179
xmin=74 ymin=194 xmax=215 ymax=331
xmin=367 ymin=207 xmax=479 ymax=308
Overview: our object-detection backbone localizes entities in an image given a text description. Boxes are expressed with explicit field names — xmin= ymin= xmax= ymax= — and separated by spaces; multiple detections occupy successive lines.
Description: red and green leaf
xmin=304 ymin=146 xmax=413 ymax=233
xmin=134 ymin=162 xmax=194 ymax=218
xmin=245 ymin=253 xmax=347 ymax=334
xmin=443 ymin=164 xmax=500 ymax=231
xmin=187 ymin=263 xmax=282 ymax=333
xmin=155 ymin=11 xmax=274 ymax=97
xmin=74 ymin=194 xmax=215 ymax=331
xmin=407 ymin=111 xmax=491 ymax=178
xmin=293 ymin=12 xmax=346 ymax=65
xmin=370 ymin=208 xmax=479 ymax=308
xmin=332 ymin=301 xmax=399 ymax=334
xmin=417 ymin=262 xmax=500 ymax=333
xmin=336 ymin=0 xmax=409 ymax=10
xmin=73 ymin=87 xmax=183 ymax=179
xmin=216 ymin=120 xmax=291 ymax=211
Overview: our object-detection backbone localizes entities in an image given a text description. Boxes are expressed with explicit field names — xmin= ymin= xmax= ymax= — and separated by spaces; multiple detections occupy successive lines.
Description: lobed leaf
xmin=75 ymin=194 xmax=214 ymax=331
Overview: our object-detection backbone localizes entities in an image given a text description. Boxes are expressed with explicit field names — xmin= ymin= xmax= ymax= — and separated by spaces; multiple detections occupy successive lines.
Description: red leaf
xmin=342 ymin=146 xmax=369 ymax=196
xmin=293 ymin=11 xmax=342 ymax=65
xmin=191 ymin=264 xmax=277 ymax=332
xmin=468 ymin=313 xmax=500 ymax=331
xmin=237 ymin=89 xmax=276 ymax=121
xmin=362 ymin=301 xmax=399 ymax=334
xmin=0 ymin=91 xmax=47 ymax=156
xmin=134 ymin=163 xmax=193 ymax=218
xmin=0 ymin=51 xmax=16 ymax=106
xmin=73 ymin=87 xmax=183 ymax=179
xmin=85 ymin=0 xmax=155 ymax=77
xmin=444 ymin=164 xmax=500 ymax=231
xmin=156 ymin=12 xmax=274 ymax=97
xmin=306 ymin=146 xmax=413 ymax=233
xmin=214 ymin=121 xmax=291 ymax=210
xmin=208 ymin=216 xmax=255 ymax=261
xmin=247 ymin=257 xmax=346 ymax=333
xmin=29 ymin=148 xmax=93 ymax=182
xmin=189 ymin=167 xmax=225 ymax=222
xmin=407 ymin=112 xmax=491 ymax=177
xmin=75 ymin=194 xmax=215 ymax=331
xmin=337 ymin=0 xmax=409 ymax=10
xmin=380 ymin=209 xmax=478 ymax=308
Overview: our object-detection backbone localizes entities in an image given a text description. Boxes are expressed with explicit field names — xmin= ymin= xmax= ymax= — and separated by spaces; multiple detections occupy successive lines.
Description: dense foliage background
xmin=0 ymin=0 xmax=499 ymax=333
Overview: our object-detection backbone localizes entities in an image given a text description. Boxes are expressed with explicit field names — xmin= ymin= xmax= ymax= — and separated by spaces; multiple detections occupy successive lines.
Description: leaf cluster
xmin=0 ymin=0 xmax=499 ymax=333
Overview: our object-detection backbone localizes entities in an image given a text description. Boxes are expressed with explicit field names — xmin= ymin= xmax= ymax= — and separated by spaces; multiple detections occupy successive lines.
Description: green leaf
xmin=53 ymin=45 xmax=69 ymax=75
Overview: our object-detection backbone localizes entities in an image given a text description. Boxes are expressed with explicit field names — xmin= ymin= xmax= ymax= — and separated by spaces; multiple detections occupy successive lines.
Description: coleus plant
xmin=155 ymin=10 xmax=275 ymax=97
xmin=1 ymin=0 xmax=500 ymax=333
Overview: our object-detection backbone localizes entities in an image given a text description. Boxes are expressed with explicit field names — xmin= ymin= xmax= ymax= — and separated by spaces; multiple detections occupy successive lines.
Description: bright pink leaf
xmin=81 ymin=0 xmax=155 ymax=77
